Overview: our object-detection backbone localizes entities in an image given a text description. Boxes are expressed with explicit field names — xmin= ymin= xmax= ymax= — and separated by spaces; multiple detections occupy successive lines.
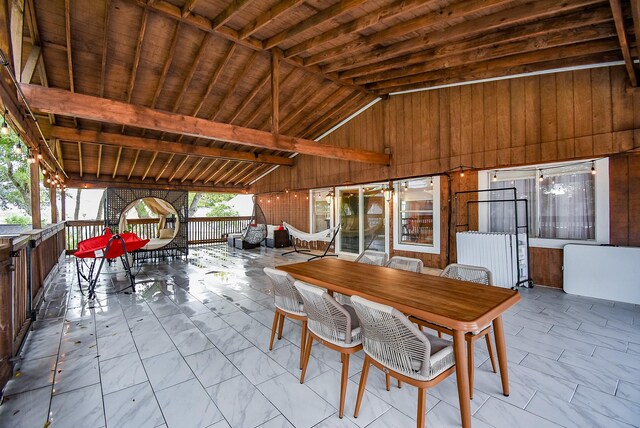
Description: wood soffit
xmin=5 ymin=0 xmax=635 ymax=189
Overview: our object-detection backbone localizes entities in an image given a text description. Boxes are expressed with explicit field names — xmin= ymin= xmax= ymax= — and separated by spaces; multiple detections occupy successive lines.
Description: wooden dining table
xmin=276 ymin=258 xmax=521 ymax=428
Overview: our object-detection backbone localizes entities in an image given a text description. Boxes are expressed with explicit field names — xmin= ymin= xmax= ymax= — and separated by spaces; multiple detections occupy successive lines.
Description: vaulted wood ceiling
xmin=9 ymin=0 xmax=638 ymax=191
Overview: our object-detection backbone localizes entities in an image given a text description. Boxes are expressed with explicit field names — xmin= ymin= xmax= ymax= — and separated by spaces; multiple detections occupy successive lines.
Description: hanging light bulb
xmin=27 ymin=152 xmax=35 ymax=164
xmin=591 ymin=161 xmax=596 ymax=175
xmin=402 ymin=181 xmax=408 ymax=191
xmin=37 ymin=151 xmax=43 ymax=160
xmin=539 ymin=171 xmax=544 ymax=182
xmin=429 ymin=177 xmax=433 ymax=187
xmin=460 ymin=169 xmax=465 ymax=178
xmin=42 ymin=169 xmax=47 ymax=175
xmin=1 ymin=110 xmax=9 ymax=135
xmin=294 ymin=194 xmax=297 ymax=198
xmin=492 ymin=171 xmax=498 ymax=181
xmin=13 ymin=144 xmax=22 ymax=154
xmin=46 ymin=177 xmax=51 ymax=184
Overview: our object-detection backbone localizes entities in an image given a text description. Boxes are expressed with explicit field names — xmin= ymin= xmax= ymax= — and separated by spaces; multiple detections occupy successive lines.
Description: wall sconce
xmin=325 ymin=190 xmax=334 ymax=204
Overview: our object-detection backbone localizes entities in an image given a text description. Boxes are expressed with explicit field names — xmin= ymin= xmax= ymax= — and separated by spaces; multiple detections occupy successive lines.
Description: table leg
xmin=453 ymin=329 xmax=471 ymax=428
xmin=492 ymin=315 xmax=510 ymax=396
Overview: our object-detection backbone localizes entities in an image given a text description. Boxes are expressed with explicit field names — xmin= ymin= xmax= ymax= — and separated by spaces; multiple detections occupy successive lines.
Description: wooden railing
xmin=0 ymin=223 xmax=66 ymax=392
xmin=65 ymin=216 xmax=252 ymax=253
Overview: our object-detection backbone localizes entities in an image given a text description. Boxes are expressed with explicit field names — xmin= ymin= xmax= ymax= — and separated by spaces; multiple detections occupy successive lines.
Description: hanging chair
xmin=242 ymin=195 xmax=268 ymax=244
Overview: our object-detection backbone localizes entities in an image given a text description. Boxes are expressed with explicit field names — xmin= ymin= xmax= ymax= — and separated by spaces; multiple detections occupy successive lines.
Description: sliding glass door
xmin=336 ymin=184 xmax=388 ymax=255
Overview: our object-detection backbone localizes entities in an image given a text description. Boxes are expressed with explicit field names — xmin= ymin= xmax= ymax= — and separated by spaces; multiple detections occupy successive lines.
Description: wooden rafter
xmin=214 ymin=162 xmax=243 ymax=185
xmin=20 ymin=45 xmax=40 ymax=83
xmin=141 ymin=152 xmax=158 ymax=181
xmin=22 ymin=84 xmax=390 ymax=165
xmin=100 ymin=0 xmax=111 ymax=98
xmin=263 ymin=0 xmax=368 ymax=50
xmin=610 ymin=0 xmax=638 ymax=86
xmin=172 ymin=32 xmax=209 ymax=112
xmin=285 ymin=87 xmax=346 ymax=135
xmin=180 ymin=157 xmax=204 ymax=183
xmin=155 ymin=153 xmax=174 ymax=181
xmin=633 ymin=0 xmax=640 ymax=63
xmin=51 ymin=127 xmax=295 ymax=166
xmin=304 ymin=93 xmax=369 ymax=138
xmin=211 ymin=0 xmax=252 ymax=30
xmin=96 ymin=144 xmax=102 ymax=178
xmin=126 ymin=9 xmax=149 ymax=103
xmin=168 ymin=155 xmax=189 ymax=182
xmin=127 ymin=149 xmax=140 ymax=179
xmin=181 ymin=0 xmax=198 ymax=17
xmin=234 ymin=163 xmax=268 ymax=185
xmin=228 ymin=70 xmax=269 ymax=124
xmin=192 ymin=42 xmax=236 ymax=117
xmin=139 ymin=0 xmax=373 ymax=95
xmin=112 ymin=146 xmax=122 ymax=178
xmin=204 ymin=159 xmax=231 ymax=184
xmin=284 ymin=0 xmax=426 ymax=58
xmin=210 ymin=51 xmax=259 ymax=122
xmin=64 ymin=0 xmax=73 ymax=92
xmin=66 ymin=175 xmax=242 ymax=193
xmin=191 ymin=159 xmax=217 ymax=183
xmin=77 ymin=141 xmax=83 ymax=177
xmin=271 ymin=49 xmax=280 ymax=134
xmin=224 ymin=162 xmax=253 ymax=185
xmin=280 ymin=85 xmax=334 ymax=132
xmin=150 ymin=22 xmax=181 ymax=108
xmin=24 ymin=0 xmax=53 ymax=124
xmin=10 ymin=0 xmax=24 ymax=78
xmin=238 ymin=0 xmax=305 ymax=40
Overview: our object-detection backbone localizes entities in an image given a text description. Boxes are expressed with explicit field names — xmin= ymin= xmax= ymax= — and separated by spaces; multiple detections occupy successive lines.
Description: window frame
xmin=309 ymin=188 xmax=334 ymax=233
xmin=478 ymin=159 xmax=609 ymax=249
xmin=392 ymin=176 xmax=441 ymax=255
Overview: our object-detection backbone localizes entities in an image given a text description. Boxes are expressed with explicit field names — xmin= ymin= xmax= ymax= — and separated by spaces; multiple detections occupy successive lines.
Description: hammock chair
xmin=282 ymin=221 xmax=341 ymax=261
xmin=242 ymin=195 xmax=268 ymax=245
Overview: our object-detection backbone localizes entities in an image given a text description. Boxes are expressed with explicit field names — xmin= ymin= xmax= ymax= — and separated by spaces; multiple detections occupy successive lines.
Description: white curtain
xmin=490 ymin=179 xmax=536 ymax=235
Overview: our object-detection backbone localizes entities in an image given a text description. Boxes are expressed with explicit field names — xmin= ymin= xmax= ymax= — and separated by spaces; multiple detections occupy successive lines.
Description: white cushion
xmin=266 ymin=225 xmax=278 ymax=240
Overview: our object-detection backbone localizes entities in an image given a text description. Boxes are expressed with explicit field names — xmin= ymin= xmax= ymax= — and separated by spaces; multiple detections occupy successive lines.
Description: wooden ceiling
xmin=8 ymin=0 xmax=638 ymax=191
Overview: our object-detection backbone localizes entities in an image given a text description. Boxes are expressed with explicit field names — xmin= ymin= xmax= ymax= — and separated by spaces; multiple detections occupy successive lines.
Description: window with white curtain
xmin=479 ymin=159 xmax=609 ymax=248
xmin=393 ymin=176 xmax=441 ymax=254
xmin=310 ymin=188 xmax=334 ymax=233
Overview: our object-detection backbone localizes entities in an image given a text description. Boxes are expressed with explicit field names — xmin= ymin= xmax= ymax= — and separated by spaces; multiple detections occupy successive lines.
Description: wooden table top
xmin=277 ymin=258 xmax=521 ymax=331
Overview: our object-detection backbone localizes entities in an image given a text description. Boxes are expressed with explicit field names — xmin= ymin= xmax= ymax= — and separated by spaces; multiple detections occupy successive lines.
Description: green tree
xmin=193 ymin=193 xmax=239 ymax=217
xmin=0 ymin=121 xmax=49 ymax=217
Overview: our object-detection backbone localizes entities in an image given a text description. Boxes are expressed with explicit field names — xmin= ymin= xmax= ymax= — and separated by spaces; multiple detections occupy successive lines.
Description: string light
xmin=591 ymin=161 xmax=596 ymax=175
xmin=429 ymin=177 xmax=433 ymax=187
xmin=37 ymin=151 xmax=42 ymax=160
xmin=492 ymin=171 xmax=498 ymax=181
xmin=27 ymin=152 xmax=35 ymax=164
xmin=13 ymin=144 xmax=22 ymax=154
xmin=42 ymin=169 xmax=47 ymax=175
xmin=539 ymin=171 xmax=544 ymax=182
xmin=460 ymin=168 xmax=465 ymax=178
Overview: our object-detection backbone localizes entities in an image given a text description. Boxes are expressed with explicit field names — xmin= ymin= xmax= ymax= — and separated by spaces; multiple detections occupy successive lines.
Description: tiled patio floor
xmin=0 ymin=244 xmax=639 ymax=428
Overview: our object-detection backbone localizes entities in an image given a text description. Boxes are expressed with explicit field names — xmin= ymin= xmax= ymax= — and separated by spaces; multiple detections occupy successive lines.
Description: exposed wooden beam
xmin=168 ymin=155 xmax=189 ymax=182
xmin=138 ymin=0 xmax=373 ymax=95
xmin=23 ymin=84 xmax=390 ymax=165
xmin=271 ymin=49 xmax=280 ymax=134
xmin=228 ymin=70 xmax=269 ymax=124
xmin=204 ymin=159 xmax=231 ymax=184
xmin=367 ymin=38 xmax=622 ymax=91
xmin=51 ymin=127 xmax=296 ymax=166
xmin=77 ymin=141 xmax=82 ymax=177
xmin=155 ymin=153 xmax=174 ymax=181
xmin=100 ymin=0 xmax=111 ymax=98
xmin=126 ymin=9 xmax=149 ymax=103
xmin=340 ymin=6 xmax=614 ymax=81
xmin=150 ymin=22 xmax=181 ymax=108
xmin=285 ymin=87 xmax=346 ymax=134
xmin=180 ymin=157 xmax=203 ymax=183
xmin=112 ymin=146 xmax=122 ymax=178
xmin=127 ymin=149 xmax=140 ymax=179
xmin=320 ymin=0 xmax=602 ymax=73
xmin=210 ymin=51 xmax=259 ymax=122
xmin=284 ymin=0 xmax=426 ymax=58
xmin=181 ymin=0 xmax=198 ymax=17
xmin=212 ymin=0 xmax=252 ymax=30
xmin=29 ymin=158 xmax=41 ymax=228
xmin=234 ymin=163 xmax=268 ymax=185
xmin=238 ymin=0 xmax=305 ymax=40
xmin=264 ymin=0 xmax=368 ymax=50
xmin=96 ymin=144 xmax=102 ymax=178
xmin=192 ymin=42 xmax=236 ymax=117
xmin=214 ymin=162 xmax=243 ymax=185
xmin=64 ymin=0 xmax=74 ymax=92
xmin=172 ymin=32 xmax=209 ymax=112
xmin=191 ymin=159 xmax=216 ymax=183
xmin=224 ymin=162 xmax=253 ymax=185
xmin=245 ymin=68 xmax=296 ymax=128
xmin=610 ymin=0 xmax=638 ymax=86
xmin=66 ymin=174 xmax=243 ymax=193
xmin=304 ymin=93 xmax=369 ymax=138
xmin=9 ymin=0 xmax=24 ymax=78
xmin=55 ymin=138 xmax=64 ymax=170
xmin=20 ymin=44 xmax=40 ymax=83
xmin=358 ymin=24 xmax=616 ymax=86
xmin=632 ymin=0 xmax=640 ymax=63
xmin=24 ymin=0 xmax=54 ymax=123
xmin=141 ymin=151 xmax=158 ymax=181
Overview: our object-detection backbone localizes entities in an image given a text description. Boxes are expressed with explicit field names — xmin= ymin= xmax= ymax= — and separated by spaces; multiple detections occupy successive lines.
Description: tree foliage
xmin=188 ymin=192 xmax=239 ymax=217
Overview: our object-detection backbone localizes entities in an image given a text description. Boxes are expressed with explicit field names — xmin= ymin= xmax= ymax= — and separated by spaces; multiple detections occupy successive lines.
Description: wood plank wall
xmin=255 ymin=66 xmax=640 ymax=288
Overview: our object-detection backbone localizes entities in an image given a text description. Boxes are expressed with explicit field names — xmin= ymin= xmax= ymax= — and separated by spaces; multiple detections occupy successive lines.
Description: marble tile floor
xmin=0 ymin=244 xmax=639 ymax=428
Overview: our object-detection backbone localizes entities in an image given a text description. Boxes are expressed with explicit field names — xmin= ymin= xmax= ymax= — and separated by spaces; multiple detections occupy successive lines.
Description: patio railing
xmin=65 ymin=216 xmax=252 ymax=253
xmin=0 ymin=223 xmax=66 ymax=391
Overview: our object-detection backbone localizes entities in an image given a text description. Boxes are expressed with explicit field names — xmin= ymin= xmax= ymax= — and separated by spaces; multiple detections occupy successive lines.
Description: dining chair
xmin=386 ymin=256 xmax=424 ymax=273
xmin=294 ymin=280 xmax=363 ymax=418
xmin=354 ymin=250 xmax=388 ymax=266
xmin=264 ymin=267 xmax=308 ymax=369
xmin=412 ymin=263 xmax=497 ymax=399
xmin=350 ymin=295 xmax=456 ymax=428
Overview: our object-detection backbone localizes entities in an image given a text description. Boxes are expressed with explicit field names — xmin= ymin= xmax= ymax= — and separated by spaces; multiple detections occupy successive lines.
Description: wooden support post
xmin=271 ymin=49 xmax=280 ymax=134
xmin=60 ymin=188 xmax=66 ymax=221
xmin=50 ymin=186 xmax=57 ymax=224
xmin=29 ymin=159 xmax=41 ymax=228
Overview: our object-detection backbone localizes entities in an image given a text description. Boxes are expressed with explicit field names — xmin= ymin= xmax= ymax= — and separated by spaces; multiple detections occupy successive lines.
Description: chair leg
xmin=354 ymin=356 xmax=370 ymax=418
xmin=300 ymin=334 xmax=314 ymax=384
xmin=385 ymin=373 xmax=391 ymax=391
xmin=277 ymin=313 xmax=285 ymax=340
xmin=269 ymin=310 xmax=279 ymax=351
xmin=299 ymin=320 xmax=308 ymax=370
xmin=339 ymin=353 xmax=350 ymax=418
xmin=467 ymin=338 xmax=474 ymax=400
xmin=417 ymin=388 xmax=427 ymax=428
xmin=397 ymin=379 xmax=402 ymax=389
xmin=486 ymin=333 xmax=498 ymax=373
xmin=437 ymin=331 xmax=442 ymax=338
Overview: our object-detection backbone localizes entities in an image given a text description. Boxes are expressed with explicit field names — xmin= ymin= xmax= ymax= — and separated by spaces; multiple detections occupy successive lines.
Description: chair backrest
xmin=350 ymin=295 xmax=434 ymax=380
xmin=440 ymin=264 xmax=492 ymax=285
xmin=294 ymin=280 xmax=359 ymax=345
xmin=386 ymin=256 xmax=423 ymax=273
xmin=264 ymin=267 xmax=305 ymax=315
xmin=354 ymin=250 xmax=388 ymax=266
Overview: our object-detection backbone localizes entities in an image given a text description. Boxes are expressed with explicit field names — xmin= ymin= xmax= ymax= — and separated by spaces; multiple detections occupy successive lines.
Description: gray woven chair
xmin=294 ymin=280 xmax=362 ymax=418
xmin=264 ymin=268 xmax=307 ymax=369
xmin=412 ymin=263 xmax=496 ymax=399
xmin=386 ymin=256 xmax=424 ymax=273
xmin=351 ymin=295 xmax=456 ymax=428
xmin=354 ymin=250 xmax=388 ymax=266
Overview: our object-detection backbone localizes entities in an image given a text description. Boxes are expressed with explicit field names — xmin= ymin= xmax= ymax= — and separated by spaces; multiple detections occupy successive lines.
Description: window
xmin=335 ymin=184 xmax=388 ymax=255
xmin=393 ymin=176 xmax=441 ymax=254
xmin=479 ymin=159 xmax=609 ymax=248
xmin=310 ymin=189 xmax=333 ymax=233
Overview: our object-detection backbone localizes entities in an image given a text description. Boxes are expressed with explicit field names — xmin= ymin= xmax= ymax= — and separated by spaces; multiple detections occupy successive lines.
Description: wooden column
xmin=49 ymin=186 xmax=57 ymax=224
xmin=271 ymin=49 xmax=280 ymax=134
xmin=29 ymin=159 xmax=41 ymax=229
xmin=60 ymin=188 xmax=66 ymax=221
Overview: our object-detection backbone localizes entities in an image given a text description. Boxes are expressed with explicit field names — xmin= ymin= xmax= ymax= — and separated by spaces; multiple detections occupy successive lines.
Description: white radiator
xmin=456 ymin=232 xmax=528 ymax=288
